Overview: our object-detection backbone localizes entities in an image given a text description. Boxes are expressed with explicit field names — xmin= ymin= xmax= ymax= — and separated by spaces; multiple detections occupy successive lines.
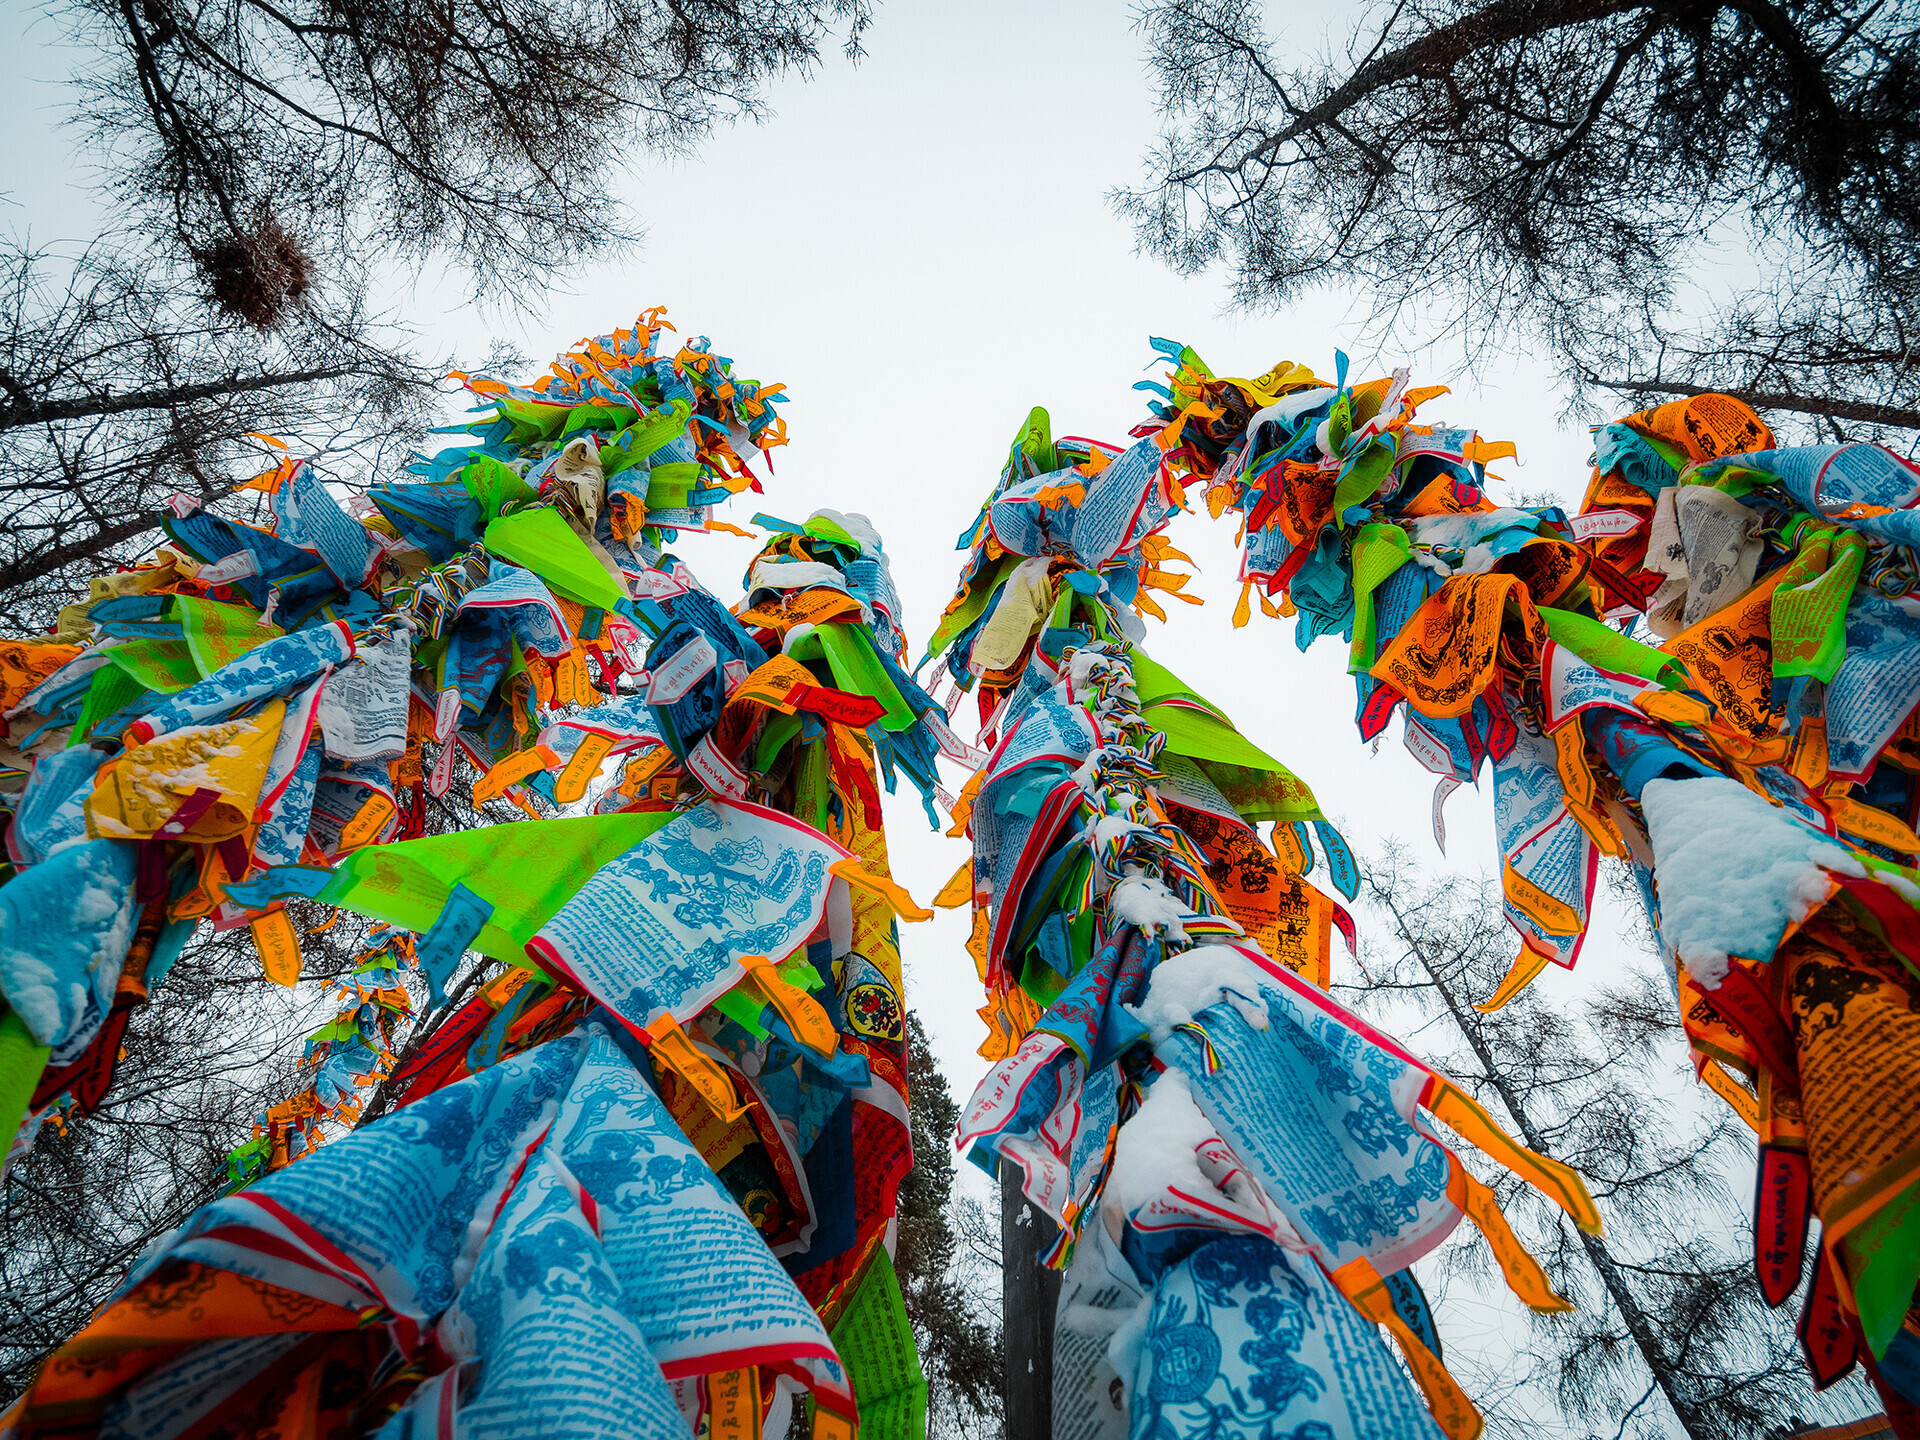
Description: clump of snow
xmin=1087 ymin=816 xmax=1154 ymax=851
xmin=0 ymin=842 xmax=134 ymax=1048
xmin=808 ymin=509 xmax=885 ymax=562
xmin=1060 ymin=1301 xmax=1125 ymax=1333
xmin=1070 ymin=745 xmax=1117 ymax=793
xmin=748 ymin=559 xmax=847 ymax=596
xmin=1105 ymin=1068 xmax=1299 ymax=1260
xmin=1406 ymin=509 xmax=1538 ymax=552
xmin=1106 ymin=1297 xmax=1152 ymax=1401
xmin=1107 ymin=874 xmax=1193 ymax=942
xmin=0 ymin=941 xmax=65 ymax=1044
xmin=1880 ymin=871 xmax=1920 ymax=907
xmin=126 ymin=716 xmax=253 ymax=817
xmin=1127 ymin=946 xmax=1271 ymax=1045
xmin=1106 ymin=1068 xmax=1218 ymax=1216
xmin=1066 ymin=645 xmax=1127 ymax=701
xmin=1641 ymin=776 xmax=1865 ymax=988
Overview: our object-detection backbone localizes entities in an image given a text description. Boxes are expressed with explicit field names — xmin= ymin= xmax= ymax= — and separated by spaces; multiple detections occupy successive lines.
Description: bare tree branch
xmin=1120 ymin=0 xmax=1920 ymax=438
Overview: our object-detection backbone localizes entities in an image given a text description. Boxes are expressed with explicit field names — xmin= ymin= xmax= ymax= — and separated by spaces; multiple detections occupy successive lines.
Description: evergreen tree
xmin=899 ymin=1011 xmax=1003 ymax=1439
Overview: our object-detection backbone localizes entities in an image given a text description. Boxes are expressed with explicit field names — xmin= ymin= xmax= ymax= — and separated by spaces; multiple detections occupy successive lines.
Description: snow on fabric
xmin=929 ymin=396 xmax=1595 ymax=1440
xmin=0 ymin=313 xmax=964 ymax=1440
xmin=1103 ymin=1071 xmax=1443 ymax=1439
xmin=1155 ymin=960 xmax=1459 ymax=1280
xmin=1641 ymin=775 xmax=1865 ymax=987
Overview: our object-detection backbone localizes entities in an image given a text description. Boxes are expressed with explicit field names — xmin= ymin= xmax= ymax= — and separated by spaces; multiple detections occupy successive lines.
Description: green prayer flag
xmin=315 ymin=812 xmax=677 ymax=963
xmin=1347 ymin=523 xmax=1414 ymax=671
xmin=73 ymin=664 xmax=150 ymax=741
xmin=103 ymin=638 xmax=200 ymax=694
xmin=0 ymin=1010 xmax=51 ymax=1164
xmin=1012 ymin=405 xmax=1054 ymax=474
xmin=558 ymin=403 xmax=637 ymax=441
xmin=754 ymin=711 xmax=804 ymax=774
xmin=925 ymin=553 xmax=1018 ymax=664
xmin=598 ymin=401 xmax=695 ymax=478
xmin=494 ymin=396 xmax=573 ymax=441
xmin=1132 ymin=651 xmax=1323 ymax=823
xmin=1330 ymin=439 xmax=1394 ymax=527
xmin=1771 ymin=529 xmax=1865 ymax=685
xmin=172 ymin=595 xmax=282 ymax=677
xmin=796 ymin=736 xmax=834 ymax=835
xmin=1536 ymin=606 xmax=1685 ymax=688
xmin=803 ymin=515 xmax=860 ymax=551
xmin=828 ymin=1251 xmax=928 ymax=1440
xmin=642 ymin=462 xmax=704 ymax=511
xmin=803 ymin=624 xmax=917 ymax=733
xmin=484 ymin=507 xmax=627 ymax=611
xmin=1843 ymin=1176 xmax=1920 ymax=1359
xmin=462 ymin=453 xmax=538 ymax=519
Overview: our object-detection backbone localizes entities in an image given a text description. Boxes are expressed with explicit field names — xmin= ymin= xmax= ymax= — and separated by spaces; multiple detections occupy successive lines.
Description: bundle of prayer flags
xmin=0 ymin=314 xmax=945 ymax=1440
xmin=927 ymin=405 xmax=1600 ymax=1440
xmin=1135 ymin=342 xmax=1920 ymax=1416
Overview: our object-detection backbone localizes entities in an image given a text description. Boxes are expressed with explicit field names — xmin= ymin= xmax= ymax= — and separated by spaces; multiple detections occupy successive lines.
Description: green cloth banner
xmin=827 ymin=1247 xmax=928 ymax=1440
xmin=1133 ymin=651 xmax=1323 ymax=823
xmin=175 ymin=595 xmax=282 ymax=677
xmin=315 ymin=812 xmax=677 ymax=963
xmin=1537 ymin=606 xmax=1685 ymax=688
xmin=484 ymin=506 xmax=628 ymax=611
xmin=1771 ymin=529 xmax=1866 ymax=684
xmin=1347 ymin=523 xmax=1414 ymax=672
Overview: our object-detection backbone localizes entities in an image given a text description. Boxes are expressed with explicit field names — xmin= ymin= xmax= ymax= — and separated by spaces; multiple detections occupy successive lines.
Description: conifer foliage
xmin=1120 ymin=0 xmax=1920 ymax=435
xmin=898 ymin=1012 xmax=1002 ymax=1438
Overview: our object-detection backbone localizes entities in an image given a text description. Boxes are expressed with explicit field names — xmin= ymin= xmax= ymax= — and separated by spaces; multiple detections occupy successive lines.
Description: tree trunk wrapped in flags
xmin=0 ymin=316 xmax=941 ymax=1439
xmin=925 ymin=407 xmax=1600 ymax=1440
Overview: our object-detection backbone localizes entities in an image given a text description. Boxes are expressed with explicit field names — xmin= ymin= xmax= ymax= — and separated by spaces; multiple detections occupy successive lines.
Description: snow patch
xmin=748 ymin=559 xmax=847 ymax=596
xmin=1127 ymin=946 xmax=1271 ymax=1045
xmin=0 ymin=842 xmax=135 ymax=1047
xmin=1880 ymin=871 xmax=1920 ymax=907
xmin=1407 ymin=509 xmax=1538 ymax=552
xmin=1641 ymin=775 xmax=1865 ymax=987
xmin=1107 ymin=873 xmax=1194 ymax=942
xmin=1106 ymin=1068 xmax=1216 ymax=1216
xmin=808 ymin=509 xmax=884 ymax=560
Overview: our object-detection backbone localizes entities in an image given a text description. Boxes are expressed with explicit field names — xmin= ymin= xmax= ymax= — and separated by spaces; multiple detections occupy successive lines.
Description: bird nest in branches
xmin=195 ymin=212 xmax=312 ymax=329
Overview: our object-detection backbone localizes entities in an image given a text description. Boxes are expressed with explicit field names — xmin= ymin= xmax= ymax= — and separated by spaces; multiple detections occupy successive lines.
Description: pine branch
xmin=1590 ymin=374 xmax=1920 ymax=430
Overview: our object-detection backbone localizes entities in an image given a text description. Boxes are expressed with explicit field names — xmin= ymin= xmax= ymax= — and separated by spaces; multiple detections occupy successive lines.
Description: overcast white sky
xmin=0 ymin=0 xmax=1611 ymax=1071
xmin=5 ymin=1 xmax=1862 ymax=1429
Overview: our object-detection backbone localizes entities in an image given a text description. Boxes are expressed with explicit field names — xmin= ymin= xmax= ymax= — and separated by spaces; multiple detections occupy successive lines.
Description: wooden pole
xmin=1001 ymin=1165 xmax=1060 ymax=1440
